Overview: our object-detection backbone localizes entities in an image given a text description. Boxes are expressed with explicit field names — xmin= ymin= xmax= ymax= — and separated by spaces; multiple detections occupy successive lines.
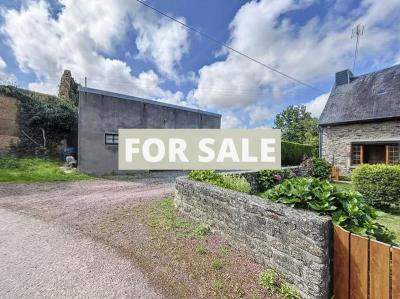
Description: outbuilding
xmin=78 ymin=87 xmax=221 ymax=175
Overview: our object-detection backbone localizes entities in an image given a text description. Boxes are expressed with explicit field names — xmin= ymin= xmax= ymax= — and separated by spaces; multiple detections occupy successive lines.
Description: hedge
xmin=281 ymin=141 xmax=317 ymax=166
xmin=352 ymin=164 xmax=400 ymax=210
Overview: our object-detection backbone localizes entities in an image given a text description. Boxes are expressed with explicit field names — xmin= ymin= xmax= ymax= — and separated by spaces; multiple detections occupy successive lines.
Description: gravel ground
xmin=0 ymin=172 xmax=181 ymax=299
xmin=0 ymin=208 xmax=162 ymax=299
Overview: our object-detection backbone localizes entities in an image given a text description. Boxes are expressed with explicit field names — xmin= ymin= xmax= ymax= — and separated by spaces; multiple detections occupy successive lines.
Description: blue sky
xmin=1 ymin=0 xmax=400 ymax=128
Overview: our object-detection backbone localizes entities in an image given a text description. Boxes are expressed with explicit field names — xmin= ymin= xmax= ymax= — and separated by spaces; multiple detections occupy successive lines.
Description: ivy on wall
xmin=0 ymin=85 xmax=77 ymax=154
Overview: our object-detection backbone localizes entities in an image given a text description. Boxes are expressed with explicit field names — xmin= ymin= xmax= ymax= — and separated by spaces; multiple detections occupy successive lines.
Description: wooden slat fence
xmin=334 ymin=225 xmax=400 ymax=299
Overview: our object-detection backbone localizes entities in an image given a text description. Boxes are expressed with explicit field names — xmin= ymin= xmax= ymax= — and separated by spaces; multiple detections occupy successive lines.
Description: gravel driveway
xmin=0 ymin=172 xmax=181 ymax=299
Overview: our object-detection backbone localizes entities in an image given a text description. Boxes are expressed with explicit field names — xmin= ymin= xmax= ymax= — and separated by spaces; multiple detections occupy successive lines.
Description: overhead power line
xmin=134 ymin=0 xmax=324 ymax=93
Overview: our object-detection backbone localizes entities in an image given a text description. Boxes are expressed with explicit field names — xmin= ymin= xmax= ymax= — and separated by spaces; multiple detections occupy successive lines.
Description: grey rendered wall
xmin=321 ymin=120 xmax=400 ymax=175
xmin=78 ymin=91 xmax=221 ymax=175
xmin=175 ymin=177 xmax=332 ymax=299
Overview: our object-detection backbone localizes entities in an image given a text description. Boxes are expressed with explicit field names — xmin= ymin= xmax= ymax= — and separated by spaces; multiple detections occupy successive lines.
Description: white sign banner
xmin=118 ymin=129 xmax=281 ymax=170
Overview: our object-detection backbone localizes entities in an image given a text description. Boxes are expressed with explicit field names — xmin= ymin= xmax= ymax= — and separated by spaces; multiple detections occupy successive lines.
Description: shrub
xmin=220 ymin=175 xmax=252 ymax=193
xmin=188 ymin=170 xmax=251 ymax=193
xmin=352 ymin=164 xmax=400 ymax=210
xmin=299 ymin=157 xmax=332 ymax=180
xmin=282 ymin=141 xmax=316 ymax=166
xmin=260 ymin=177 xmax=396 ymax=244
xmin=279 ymin=283 xmax=301 ymax=299
xmin=259 ymin=269 xmax=277 ymax=291
xmin=256 ymin=169 xmax=294 ymax=192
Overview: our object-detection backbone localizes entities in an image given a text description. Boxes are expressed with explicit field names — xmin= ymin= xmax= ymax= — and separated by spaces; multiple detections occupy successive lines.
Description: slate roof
xmin=319 ymin=64 xmax=400 ymax=125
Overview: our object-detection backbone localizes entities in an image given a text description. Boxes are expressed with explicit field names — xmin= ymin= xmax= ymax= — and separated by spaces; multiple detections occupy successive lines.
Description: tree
xmin=274 ymin=105 xmax=319 ymax=146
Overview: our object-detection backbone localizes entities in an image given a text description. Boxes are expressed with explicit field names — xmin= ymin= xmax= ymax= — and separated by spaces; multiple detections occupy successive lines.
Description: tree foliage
xmin=0 ymin=86 xmax=77 ymax=153
xmin=274 ymin=105 xmax=319 ymax=146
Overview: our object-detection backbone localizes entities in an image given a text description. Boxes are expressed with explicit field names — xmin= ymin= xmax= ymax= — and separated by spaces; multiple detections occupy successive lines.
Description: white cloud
xmin=132 ymin=11 xmax=189 ymax=80
xmin=221 ymin=112 xmax=242 ymax=128
xmin=246 ymin=106 xmax=274 ymax=126
xmin=191 ymin=0 xmax=400 ymax=111
xmin=304 ymin=92 xmax=330 ymax=118
xmin=1 ymin=0 xmax=189 ymax=101
xmin=0 ymin=56 xmax=5 ymax=70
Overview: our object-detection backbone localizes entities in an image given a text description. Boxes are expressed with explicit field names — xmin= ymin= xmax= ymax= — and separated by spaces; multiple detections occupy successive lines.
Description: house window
xmin=387 ymin=145 xmax=399 ymax=164
xmin=351 ymin=144 xmax=362 ymax=165
xmin=351 ymin=143 xmax=399 ymax=165
xmin=105 ymin=133 xmax=118 ymax=145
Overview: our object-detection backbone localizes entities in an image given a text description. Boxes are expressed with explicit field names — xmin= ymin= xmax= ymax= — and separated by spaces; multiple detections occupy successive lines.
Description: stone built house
xmin=319 ymin=65 xmax=400 ymax=175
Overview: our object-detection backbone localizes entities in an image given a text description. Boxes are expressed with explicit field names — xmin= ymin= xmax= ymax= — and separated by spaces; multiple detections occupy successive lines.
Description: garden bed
xmin=175 ymin=175 xmax=332 ymax=299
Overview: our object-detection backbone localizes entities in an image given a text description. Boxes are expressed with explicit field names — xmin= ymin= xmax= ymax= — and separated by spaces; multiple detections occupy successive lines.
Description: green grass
xmin=144 ymin=198 xmax=212 ymax=238
xmin=332 ymin=181 xmax=354 ymax=192
xmin=0 ymin=156 xmax=92 ymax=183
xmin=376 ymin=210 xmax=400 ymax=244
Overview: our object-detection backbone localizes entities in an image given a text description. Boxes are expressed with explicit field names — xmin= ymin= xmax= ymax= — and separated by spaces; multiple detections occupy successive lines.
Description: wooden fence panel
xmin=334 ymin=225 xmax=399 ymax=299
xmin=393 ymin=246 xmax=400 ymax=299
xmin=334 ymin=225 xmax=350 ymax=299
xmin=350 ymin=234 xmax=369 ymax=299
xmin=370 ymin=241 xmax=390 ymax=299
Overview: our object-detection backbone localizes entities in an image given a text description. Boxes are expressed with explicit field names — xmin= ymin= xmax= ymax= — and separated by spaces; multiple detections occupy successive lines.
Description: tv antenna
xmin=351 ymin=24 xmax=365 ymax=73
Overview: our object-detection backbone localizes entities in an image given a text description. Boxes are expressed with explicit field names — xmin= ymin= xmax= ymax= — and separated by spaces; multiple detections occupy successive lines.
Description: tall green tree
xmin=274 ymin=105 xmax=319 ymax=146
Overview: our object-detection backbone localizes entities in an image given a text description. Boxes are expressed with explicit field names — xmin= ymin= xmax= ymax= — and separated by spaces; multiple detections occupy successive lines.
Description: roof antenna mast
xmin=351 ymin=24 xmax=365 ymax=73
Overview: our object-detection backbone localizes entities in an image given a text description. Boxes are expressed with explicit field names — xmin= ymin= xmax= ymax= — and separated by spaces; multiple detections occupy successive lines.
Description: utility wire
xmin=135 ymin=0 xmax=324 ymax=93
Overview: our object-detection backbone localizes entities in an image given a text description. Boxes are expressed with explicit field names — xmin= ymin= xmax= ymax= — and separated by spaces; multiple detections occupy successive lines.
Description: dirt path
xmin=0 ymin=208 xmax=162 ymax=299
xmin=0 ymin=173 xmax=276 ymax=298
xmin=0 ymin=173 xmax=178 ymax=298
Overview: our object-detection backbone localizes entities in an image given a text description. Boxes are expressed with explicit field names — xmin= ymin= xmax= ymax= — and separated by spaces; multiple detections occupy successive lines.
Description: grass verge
xmin=376 ymin=210 xmax=400 ymax=244
xmin=0 ymin=156 xmax=92 ymax=183
xmin=108 ymin=198 xmax=280 ymax=298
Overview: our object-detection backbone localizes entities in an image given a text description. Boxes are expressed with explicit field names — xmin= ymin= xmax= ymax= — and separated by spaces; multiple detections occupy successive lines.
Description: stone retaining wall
xmin=175 ymin=177 xmax=332 ymax=299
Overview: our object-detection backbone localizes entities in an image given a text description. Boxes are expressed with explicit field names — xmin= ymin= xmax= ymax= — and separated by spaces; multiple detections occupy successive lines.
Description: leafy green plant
xmin=261 ymin=177 xmax=396 ymax=244
xmin=352 ymin=164 xmax=400 ymax=211
xmin=259 ymin=269 xmax=277 ymax=291
xmin=188 ymin=169 xmax=221 ymax=182
xmin=299 ymin=157 xmax=332 ymax=180
xmin=211 ymin=260 xmax=223 ymax=270
xmin=196 ymin=244 xmax=207 ymax=255
xmin=279 ymin=283 xmax=301 ymax=299
xmin=188 ymin=170 xmax=251 ymax=193
xmin=256 ymin=169 xmax=294 ymax=192
xmin=211 ymin=279 xmax=223 ymax=291
xmin=194 ymin=224 xmax=211 ymax=236
xmin=220 ymin=175 xmax=252 ymax=193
